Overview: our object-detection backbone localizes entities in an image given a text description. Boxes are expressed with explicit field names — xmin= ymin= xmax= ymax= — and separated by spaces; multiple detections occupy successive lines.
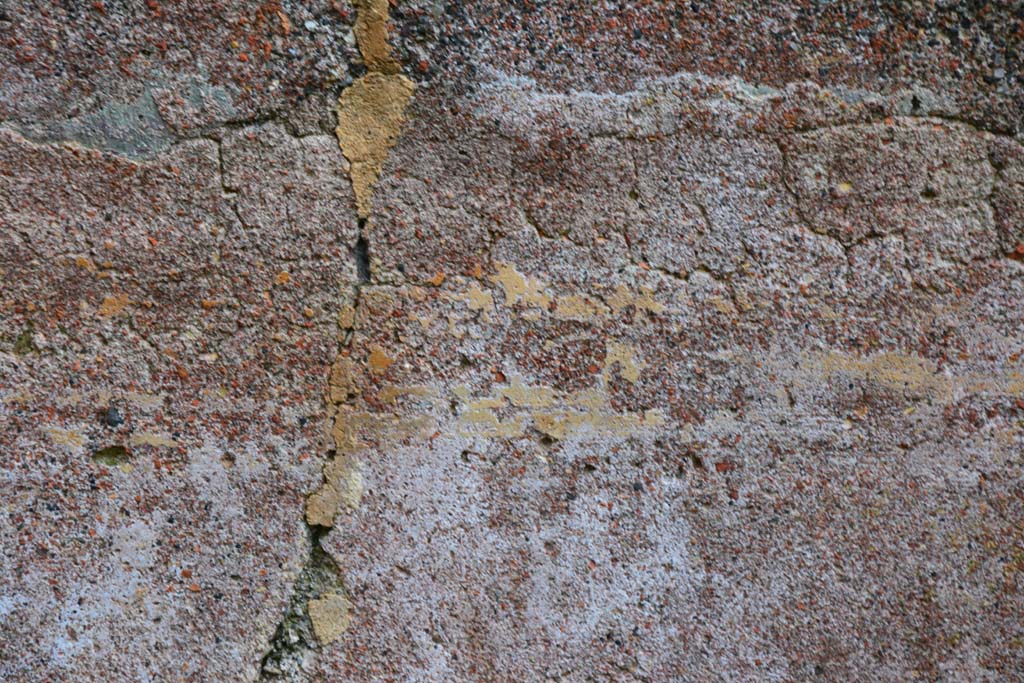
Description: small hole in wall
xmin=921 ymin=186 xmax=938 ymax=199
xmin=911 ymin=94 xmax=921 ymax=111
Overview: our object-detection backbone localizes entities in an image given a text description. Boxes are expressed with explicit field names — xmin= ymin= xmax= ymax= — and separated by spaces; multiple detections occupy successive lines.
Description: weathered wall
xmin=1 ymin=2 xmax=1022 ymax=682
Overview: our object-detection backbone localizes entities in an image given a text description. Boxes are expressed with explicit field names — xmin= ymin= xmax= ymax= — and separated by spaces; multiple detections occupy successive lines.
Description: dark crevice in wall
xmin=257 ymin=524 xmax=342 ymax=682
xmin=355 ymin=221 xmax=371 ymax=283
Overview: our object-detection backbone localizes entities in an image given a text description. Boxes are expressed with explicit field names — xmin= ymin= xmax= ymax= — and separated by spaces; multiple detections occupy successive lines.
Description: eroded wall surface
xmin=1 ymin=2 xmax=1022 ymax=682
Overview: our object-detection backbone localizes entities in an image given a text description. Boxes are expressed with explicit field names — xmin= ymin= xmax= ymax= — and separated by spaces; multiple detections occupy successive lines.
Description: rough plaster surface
xmin=1 ymin=2 xmax=1023 ymax=683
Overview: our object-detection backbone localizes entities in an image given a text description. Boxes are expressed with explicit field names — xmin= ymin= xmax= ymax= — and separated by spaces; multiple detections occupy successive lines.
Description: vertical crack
xmin=254 ymin=1 xmax=413 ymax=680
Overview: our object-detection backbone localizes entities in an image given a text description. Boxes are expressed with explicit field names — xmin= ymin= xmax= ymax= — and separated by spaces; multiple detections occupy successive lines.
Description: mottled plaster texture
xmin=1 ymin=2 xmax=1023 ymax=683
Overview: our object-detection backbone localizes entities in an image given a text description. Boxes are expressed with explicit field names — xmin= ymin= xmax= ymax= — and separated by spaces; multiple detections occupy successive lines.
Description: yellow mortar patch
xmin=376 ymin=385 xmax=435 ymax=405
xmin=554 ymin=294 xmax=609 ymax=320
xmin=500 ymin=378 xmax=557 ymax=408
xmin=806 ymin=351 xmax=1024 ymax=401
xmin=336 ymin=0 xmax=412 ymax=217
xmin=98 ymin=293 xmax=131 ymax=317
xmin=306 ymin=454 xmax=364 ymax=527
xmin=337 ymin=73 xmax=415 ymax=218
xmin=47 ymin=427 xmax=85 ymax=447
xmin=337 ymin=305 xmax=356 ymax=330
xmin=353 ymin=0 xmax=401 ymax=74
xmin=816 ymin=351 xmax=951 ymax=398
xmin=329 ymin=356 xmax=360 ymax=403
xmin=367 ymin=345 xmax=394 ymax=374
xmin=459 ymin=409 xmax=528 ymax=438
xmin=466 ymin=396 xmax=505 ymax=411
xmin=454 ymin=272 xmax=663 ymax=320
xmin=332 ymin=409 xmax=434 ymax=455
xmin=308 ymin=592 xmax=353 ymax=645
xmin=464 ymin=283 xmax=494 ymax=312
xmin=454 ymin=379 xmax=664 ymax=440
xmin=569 ymin=387 xmax=607 ymax=410
xmin=605 ymin=342 xmax=644 ymax=383
xmin=73 ymin=255 xmax=97 ymax=272
xmin=606 ymin=283 xmax=665 ymax=313
xmin=490 ymin=262 xmax=552 ymax=308
xmin=129 ymin=432 xmax=178 ymax=447
xmin=533 ymin=409 xmax=666 ymax=441
xmin=309 ymin=405 xmax=434 ymax=527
